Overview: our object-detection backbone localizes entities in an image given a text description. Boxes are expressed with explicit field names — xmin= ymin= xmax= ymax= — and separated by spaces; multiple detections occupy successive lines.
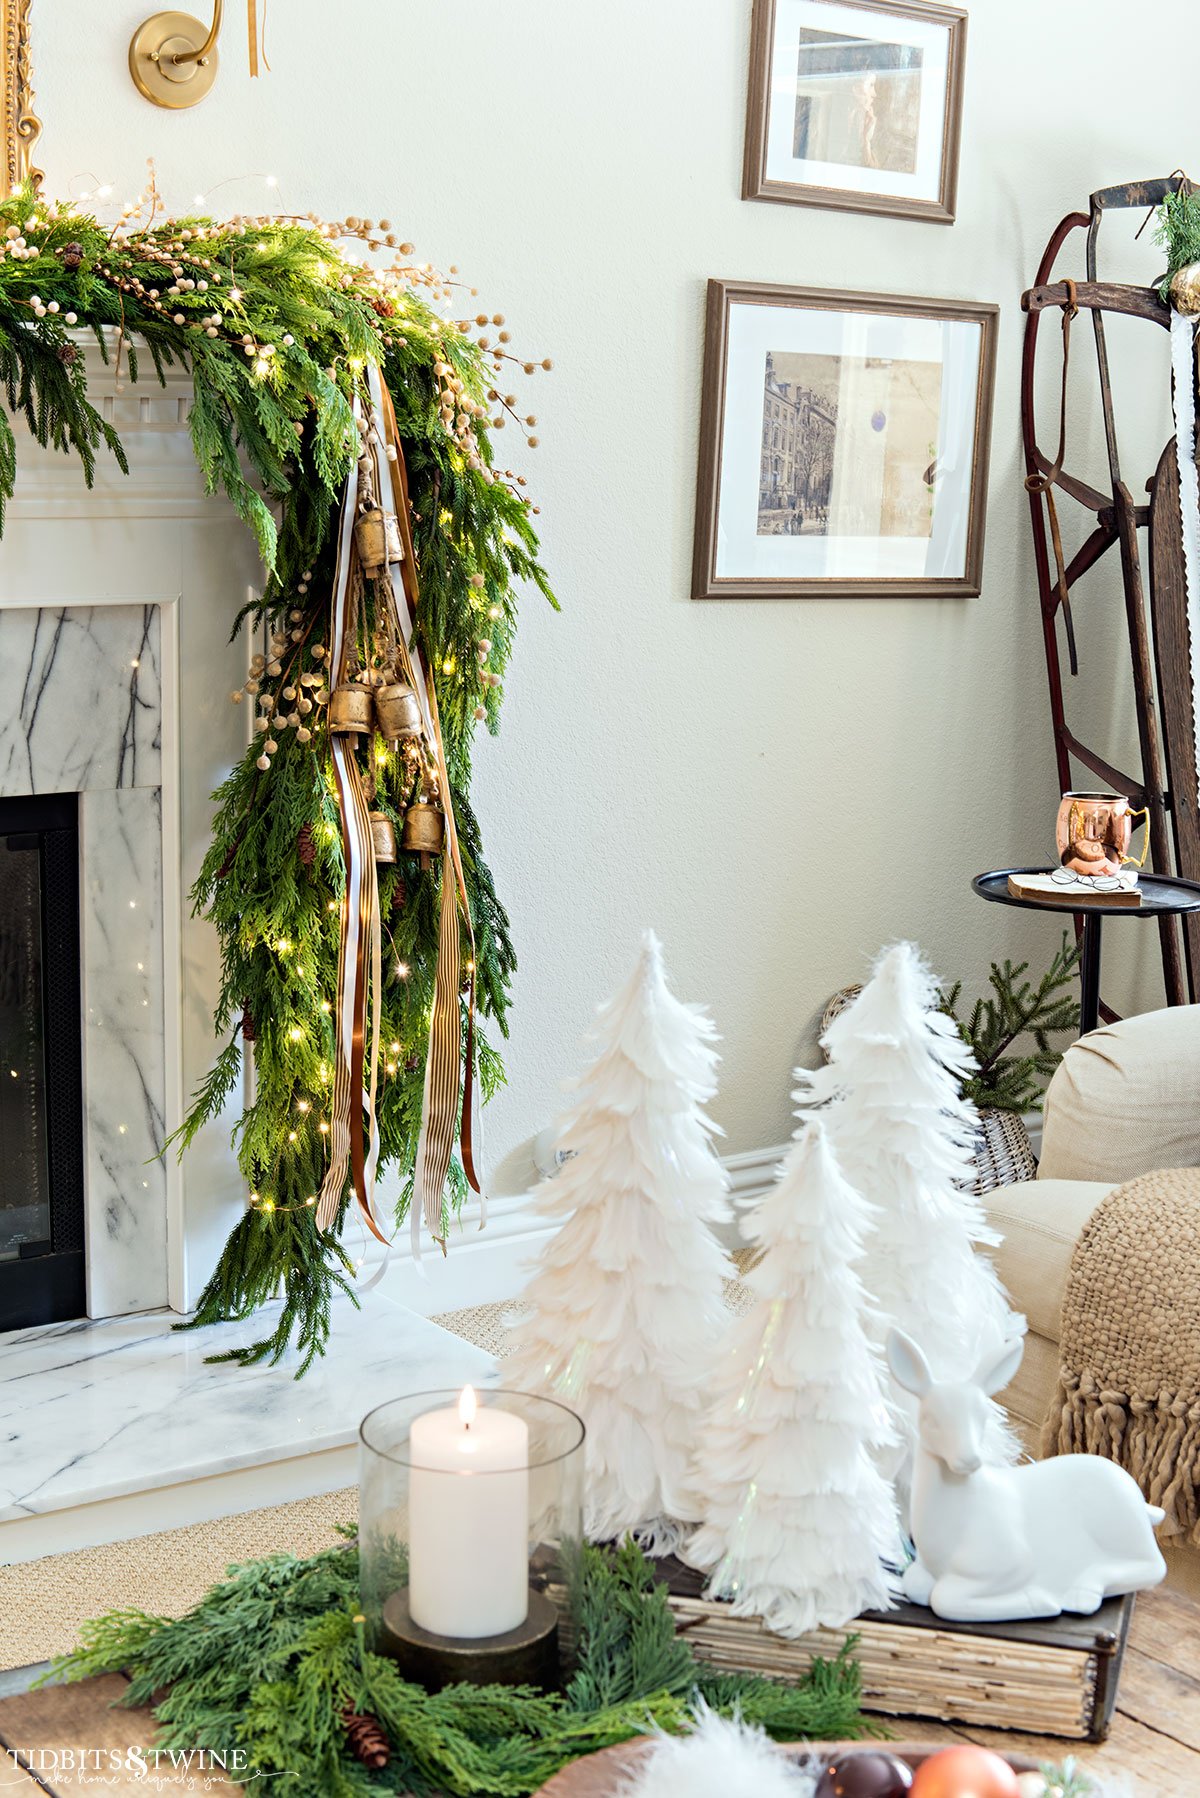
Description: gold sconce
xmin=1 ymin=0 xmax=42 ymax=191
xmin=129 ymin=1 xmax=223 ymax=109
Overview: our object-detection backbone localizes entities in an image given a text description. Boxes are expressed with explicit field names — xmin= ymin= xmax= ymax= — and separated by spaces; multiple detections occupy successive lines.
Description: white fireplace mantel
xmin=0 ymin=344 xmax=260 ymax=1317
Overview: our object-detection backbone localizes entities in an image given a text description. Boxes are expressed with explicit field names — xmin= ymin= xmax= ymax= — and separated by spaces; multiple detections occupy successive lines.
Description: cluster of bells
xmin=337 ymin=502 xmax=448 ymax=868
xmin=328 ymin=671 xmax=445 ymax=870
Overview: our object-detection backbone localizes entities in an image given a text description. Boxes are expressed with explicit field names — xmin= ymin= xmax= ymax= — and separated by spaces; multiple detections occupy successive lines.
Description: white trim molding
xmin=376 ymin=1142 xmax=791 ymax=1317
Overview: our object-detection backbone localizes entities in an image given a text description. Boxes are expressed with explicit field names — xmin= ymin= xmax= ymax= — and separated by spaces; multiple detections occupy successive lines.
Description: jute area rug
xmin=0 ymin=1277 xmax=755 ymax=1671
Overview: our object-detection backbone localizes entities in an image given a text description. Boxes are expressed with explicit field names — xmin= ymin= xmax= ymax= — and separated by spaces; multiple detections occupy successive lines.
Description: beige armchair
xmin=982 ymin=1005 xmax=1200 ymax=1593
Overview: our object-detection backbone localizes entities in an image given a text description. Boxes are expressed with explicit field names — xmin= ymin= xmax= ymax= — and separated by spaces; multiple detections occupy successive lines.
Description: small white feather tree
xmin=801 ymin=942 xmax=1022 ymax=1452
xmin=505 ymin=929 xmax=734 ymax=1549
xmin=685 ymin=1116 xmax=898 ymax=1635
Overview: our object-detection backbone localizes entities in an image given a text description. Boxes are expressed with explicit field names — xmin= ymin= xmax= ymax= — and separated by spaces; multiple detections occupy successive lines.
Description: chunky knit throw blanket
xmin=1042 ymin=1166 xmax=1200 ymax=1543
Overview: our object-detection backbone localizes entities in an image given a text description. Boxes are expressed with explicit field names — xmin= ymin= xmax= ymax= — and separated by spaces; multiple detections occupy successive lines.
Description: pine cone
xmin=342 ymin=1704 xmax=389 ymax=1770
xmin=57 ymin=343 xmax=79 ymax=365
xmin=297 ymin=822 xmax=317 ymax=869
xmin=240 ymin=1004 xmax=256 ymax=1042
xmin=61 ymin=241 xmax=84 ymax=271
xmin=391 ymin=876 xmax=408 ymax=912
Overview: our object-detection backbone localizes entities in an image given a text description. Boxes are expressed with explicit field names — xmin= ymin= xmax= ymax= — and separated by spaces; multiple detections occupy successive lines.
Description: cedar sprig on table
xmin=46 ymin=1533 xmax=873 ymax=1797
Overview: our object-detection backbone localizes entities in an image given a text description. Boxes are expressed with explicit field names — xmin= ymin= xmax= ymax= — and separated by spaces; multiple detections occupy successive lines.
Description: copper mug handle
xmin=1121 ymin=805 xmax=1151 ymax=869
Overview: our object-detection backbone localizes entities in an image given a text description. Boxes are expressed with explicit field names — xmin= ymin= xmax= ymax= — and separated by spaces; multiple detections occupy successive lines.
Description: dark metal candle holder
xmin=378 ymin=1586 xmax=560 ymax=1692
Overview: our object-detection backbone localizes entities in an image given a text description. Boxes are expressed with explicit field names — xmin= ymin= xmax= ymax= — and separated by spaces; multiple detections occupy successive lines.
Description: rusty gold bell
xmin=369 ymin=811 xmax=397 ymax=865
xmin=354 ymin=507 xmax=389 ymax=577
xmin=375 ymin=680 xmax=423 ymax=740
xmin=401 ymin=800 xmax=445 ymax=869
xmin=327 ymin=684 xmax=375 ymax=735
xmin=1170 ymin=262 xmax=1200 ymax=316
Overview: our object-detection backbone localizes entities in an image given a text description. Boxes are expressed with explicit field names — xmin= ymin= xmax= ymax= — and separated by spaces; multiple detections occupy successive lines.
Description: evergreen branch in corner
xmin=939 ymin=932 xmax=1081 ymax=1113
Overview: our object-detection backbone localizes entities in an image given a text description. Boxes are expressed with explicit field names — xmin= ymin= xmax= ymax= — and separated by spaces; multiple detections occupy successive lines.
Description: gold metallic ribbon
xmin=247 ymin=0 xmax=269 ymax=75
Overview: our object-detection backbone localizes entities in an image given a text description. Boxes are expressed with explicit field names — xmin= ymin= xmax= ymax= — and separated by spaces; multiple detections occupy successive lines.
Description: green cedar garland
xmin=0 ymin=179 xmax=555 ymax=1371
xmin=47 ymin=1534 xmax=875 ymax=1796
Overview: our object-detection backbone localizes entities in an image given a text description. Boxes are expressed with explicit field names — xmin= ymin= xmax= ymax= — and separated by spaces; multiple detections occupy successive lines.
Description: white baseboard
xmin=362 ymin=1110 xmax=1041 ymax=1320
xmin=370 ymin=1146 xmax=791 ymax=1316
xmin=379 ymin=1196 xmax=556 ymax=1318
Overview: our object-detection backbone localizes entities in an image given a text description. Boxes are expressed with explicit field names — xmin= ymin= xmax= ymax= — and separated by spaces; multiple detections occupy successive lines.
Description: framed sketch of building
xmin=743 ymin=0 xmax=967 ymax=223
xmin=692 ymin=279 xmax=997 ymax=600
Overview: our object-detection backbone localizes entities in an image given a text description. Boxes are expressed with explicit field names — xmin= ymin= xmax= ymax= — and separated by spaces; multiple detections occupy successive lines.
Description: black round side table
xmin=972 ymin=867 xmax=1200 ymax=1036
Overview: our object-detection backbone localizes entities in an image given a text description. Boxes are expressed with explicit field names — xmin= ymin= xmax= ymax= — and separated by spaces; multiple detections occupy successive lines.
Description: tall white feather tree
xmin=505 ymin=930 xmax=734 ymax=1549
xmin=800 ymin=941 xmax=1023 ymax=1454
xmin=685 ymin=1116 xmax=898 ymax=1635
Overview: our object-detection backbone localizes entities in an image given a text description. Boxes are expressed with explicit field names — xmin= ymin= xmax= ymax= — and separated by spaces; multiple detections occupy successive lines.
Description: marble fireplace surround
xmin=0 ymin=601 xmax=174 ymax=1318
xmin=0 ymin=347 xmax=262 ymax=1324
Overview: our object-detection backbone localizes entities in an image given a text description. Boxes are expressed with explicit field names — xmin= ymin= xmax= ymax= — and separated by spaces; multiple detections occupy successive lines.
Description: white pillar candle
xmin=408 ymin=1386 xmax=530 ymax=1639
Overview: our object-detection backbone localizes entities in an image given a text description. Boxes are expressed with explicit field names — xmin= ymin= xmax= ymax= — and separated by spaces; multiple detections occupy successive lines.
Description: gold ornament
xmin=375 ymin=679 xmax=422 ymax=740
xmin=327 ymin=684 xmax=374 ymax=735
xmin=1170 ymin=262 xmax=1200 ymax=316
xmin=401 ymin=799 xmax=445 ymax=869
xmin=369 ymin=811 xmax=397 ymax=864
xmin=354 ymin=507 xmax=389 ymax=577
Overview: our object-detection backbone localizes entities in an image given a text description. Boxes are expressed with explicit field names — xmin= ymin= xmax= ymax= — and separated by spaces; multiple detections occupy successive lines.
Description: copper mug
xmin=1056 ymin=791 xmax=1149 ymax=877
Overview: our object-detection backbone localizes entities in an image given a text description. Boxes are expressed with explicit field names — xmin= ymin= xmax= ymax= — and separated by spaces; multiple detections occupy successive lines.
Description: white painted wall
xmin=31 ymin=0 xmax=1192 ymax=1204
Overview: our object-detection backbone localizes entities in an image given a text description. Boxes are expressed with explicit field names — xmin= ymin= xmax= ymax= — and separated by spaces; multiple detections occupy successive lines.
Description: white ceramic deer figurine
xmin=887 ymin=1327 xmax=1166 ymax=1622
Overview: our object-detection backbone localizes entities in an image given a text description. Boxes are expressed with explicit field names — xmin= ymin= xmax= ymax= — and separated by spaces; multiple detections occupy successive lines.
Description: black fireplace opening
xmin=0 ymin=792 xmax=85 ymax=1333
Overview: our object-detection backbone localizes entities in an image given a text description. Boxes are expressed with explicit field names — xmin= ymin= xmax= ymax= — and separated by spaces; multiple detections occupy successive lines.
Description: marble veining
xmin=0 ymin=602 xmax=168 ymax=1322
xmin=80 ymin=788 xmax=167 ymax=1317
xmin=0 ymin=605 xmax=160 ymax=796
xmin=0 ymin=1294 xmax=495 ymax=1522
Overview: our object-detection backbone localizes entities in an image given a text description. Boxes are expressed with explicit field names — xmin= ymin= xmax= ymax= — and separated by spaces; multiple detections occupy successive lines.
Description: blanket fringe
xmin=1043 ymin=1368 xmax=1200 ymax=1544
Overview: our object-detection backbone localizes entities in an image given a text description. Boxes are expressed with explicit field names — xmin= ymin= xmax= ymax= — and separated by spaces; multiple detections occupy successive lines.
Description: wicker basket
xmin=818 ymin=985 xmax=1037 ymax=1196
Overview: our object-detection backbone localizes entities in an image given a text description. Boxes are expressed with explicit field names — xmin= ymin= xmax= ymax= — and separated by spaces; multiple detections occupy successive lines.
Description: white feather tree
xmin=685 ymin=1116 xmax=898 ymax=1636
xmin=504 ymin=929 xmax=734 ymax=1549
xmin=800 ymin=942 xmax=1023 ymax=1449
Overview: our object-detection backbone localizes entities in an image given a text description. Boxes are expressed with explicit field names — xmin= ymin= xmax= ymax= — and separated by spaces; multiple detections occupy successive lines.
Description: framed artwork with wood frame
xmin=743 ymin=0 xmax=967 ymax=224
xmin=692 ymin=279 xmax=997 ymax=601
xmin=1 ymin=0 xmax=40 ymax=193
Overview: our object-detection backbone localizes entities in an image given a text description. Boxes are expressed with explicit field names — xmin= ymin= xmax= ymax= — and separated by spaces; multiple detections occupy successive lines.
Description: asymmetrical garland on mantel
xmin=0 ymin=176 xmax=554 ymax=1371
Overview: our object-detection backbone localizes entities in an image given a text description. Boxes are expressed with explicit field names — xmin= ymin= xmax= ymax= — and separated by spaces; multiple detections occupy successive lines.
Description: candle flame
xmin=458 ymin=1385 xmax=477 ymax=1429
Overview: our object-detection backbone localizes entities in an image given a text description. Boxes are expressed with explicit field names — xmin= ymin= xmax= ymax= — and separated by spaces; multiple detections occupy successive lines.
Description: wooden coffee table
xmin=0 ymin=1586 xmax=1197 ymax=1795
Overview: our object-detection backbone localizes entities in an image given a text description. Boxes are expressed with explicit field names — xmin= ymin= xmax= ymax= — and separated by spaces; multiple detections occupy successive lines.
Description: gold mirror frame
xmin=2 ymin=0 xmax=41 ymax=193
